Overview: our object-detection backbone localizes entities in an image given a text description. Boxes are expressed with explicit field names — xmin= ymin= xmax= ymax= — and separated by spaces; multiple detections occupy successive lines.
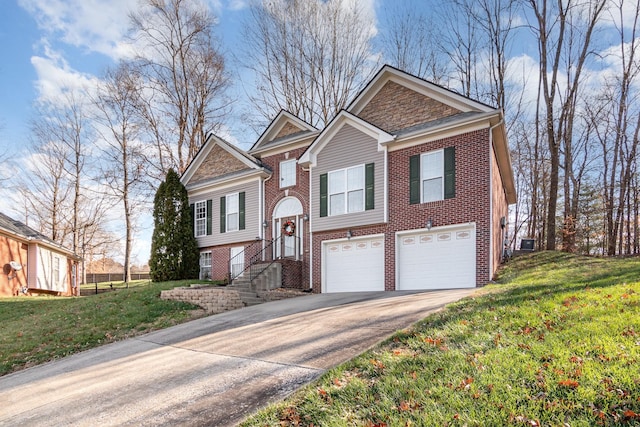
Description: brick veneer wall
xmin=202 ymin=239 xmax=264 ymax=282
xmin=311 ymin=129 xmax=492 ymax=293
xmin=358 ymin=81 xmax=461 ymax=133
xmin=160 ymin=286 xmax=244 ymax=314
xmin=260 ymin=146 xmax=311 ymax=288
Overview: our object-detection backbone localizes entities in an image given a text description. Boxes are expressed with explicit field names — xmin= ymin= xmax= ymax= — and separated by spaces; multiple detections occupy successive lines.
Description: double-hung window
xmin=421 ymin=150 xmax=444 ymax=202
xmin=226 ymin=193 xmax=239 ymax=232
xmin=195 ymin=201 xmax=207 ymax=237
xmin=410 ymin=147 xmax=455 ymax=204
xmin=220 ymin=192 xmax=245 ymax=233
xmin=280 ymin=159 xmax=296 ymax=188
xmin=199 ymin=252 xmax=212 ymax=280
xmin=320 ymin=163 xmax=374 ymax=217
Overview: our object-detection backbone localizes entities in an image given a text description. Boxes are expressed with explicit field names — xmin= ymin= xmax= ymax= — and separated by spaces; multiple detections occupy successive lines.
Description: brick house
xmin=0 ymin=212 xmax=81 ymax=297
xmin=181 ymin=65 xmax=516 ymax=292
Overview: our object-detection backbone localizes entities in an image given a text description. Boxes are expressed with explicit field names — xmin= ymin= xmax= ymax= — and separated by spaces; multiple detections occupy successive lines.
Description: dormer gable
xmin=249 ymin=110 xmax=319 ymax=157
xmin=348 ymin=65 xmax=495 ymax=134
xmin=181 ymin=133 xmax=266 ymax=188
xmin=298 ymin=110 xmax=394 ymax=167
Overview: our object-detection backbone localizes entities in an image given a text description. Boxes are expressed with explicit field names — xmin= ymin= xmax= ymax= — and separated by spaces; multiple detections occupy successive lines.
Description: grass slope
xmin=242 ymin=252 xmax=640 ymax=427
xmin=0 ymin=280 xmax=202 ymax=376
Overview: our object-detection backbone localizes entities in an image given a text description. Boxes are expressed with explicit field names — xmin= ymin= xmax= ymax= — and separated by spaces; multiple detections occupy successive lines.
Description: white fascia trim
xmin=349 ymin=66 xmax=495 ymax=115
xmin=385 ymin=115 xmax=498 ymax=152
xmin=299 ymin=112 xmax=394 ymax=167
xmin=250 ymin=134 xmax=317 ymax=157
xmin=187 ymin=170 xmax=268 ymax=197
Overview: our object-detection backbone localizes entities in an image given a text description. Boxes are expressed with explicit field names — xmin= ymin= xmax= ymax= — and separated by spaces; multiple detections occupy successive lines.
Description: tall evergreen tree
xmin=150 ymin=169 xmax=199 ymax=281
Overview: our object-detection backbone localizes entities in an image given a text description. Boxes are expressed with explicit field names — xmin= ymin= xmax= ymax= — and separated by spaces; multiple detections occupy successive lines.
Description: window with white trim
xmin=280 ymin=159 xmax=296 ymax=188
xmin=199 ymin=252 xmax=212 ymax=280
xmin=53 ymin=256 xmax=61 ymax=288
xmin=328 ymin=165 xmax=365 ymax=216
xmin=226 ymin=193 xmax=239 ymax=232
xmin=195 ymin=201 xmax=207 ymax=237
xmin=421 ymin=150 xmax=444 ymax=203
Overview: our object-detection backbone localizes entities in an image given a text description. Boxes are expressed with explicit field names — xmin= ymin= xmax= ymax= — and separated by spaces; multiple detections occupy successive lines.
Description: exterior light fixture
xmin=346 ymin=230 xmax=352 ymax=239
xmin=426 ymin=219 xmax=433 ymax=230
xmin=303 ymin=213 xmax=309 ymax=221
xmin=262 ymin=220 xmax=269 ymax=228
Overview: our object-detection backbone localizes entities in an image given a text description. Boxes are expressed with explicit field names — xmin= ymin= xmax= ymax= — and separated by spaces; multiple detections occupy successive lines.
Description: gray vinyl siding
xmin=189 ymin=179 xmax=260 ymax=247
xmin=312 ymin=124 xmax=384 ymax=232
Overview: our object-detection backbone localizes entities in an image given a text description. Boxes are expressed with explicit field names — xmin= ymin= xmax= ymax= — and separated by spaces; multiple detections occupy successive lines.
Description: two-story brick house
xmin=181 ymin=65 xmax=516 ymax=293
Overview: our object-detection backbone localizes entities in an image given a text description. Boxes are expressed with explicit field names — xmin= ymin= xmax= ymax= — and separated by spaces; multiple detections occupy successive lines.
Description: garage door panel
xmin=324 ymin=238 xmax=384 ymax=292
xmin=397 ymin=226 xmax=475 ymax=290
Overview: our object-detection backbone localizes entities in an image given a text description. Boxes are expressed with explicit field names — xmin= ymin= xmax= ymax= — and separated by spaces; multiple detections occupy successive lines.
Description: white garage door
xmin=323 ymin=236 xmax=385 ymax=292
xmin=397 ymin=224 xmax=475 ymax=290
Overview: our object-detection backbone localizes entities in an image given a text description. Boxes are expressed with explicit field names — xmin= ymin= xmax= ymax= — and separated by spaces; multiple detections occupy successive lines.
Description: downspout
xmin=303 ymin=165 xmax=313 ymax=291
xmin=488 ymin=118 xmax=504 ymax=282
xmin=261 ymin=173 xmax=273 ymax=259
xmin=384 ymin=145 xmax=389 ymax=223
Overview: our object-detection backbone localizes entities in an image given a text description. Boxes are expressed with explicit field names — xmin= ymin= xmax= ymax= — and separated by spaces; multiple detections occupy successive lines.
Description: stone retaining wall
xmin=160 ymin=286 xmax=244 ymax=314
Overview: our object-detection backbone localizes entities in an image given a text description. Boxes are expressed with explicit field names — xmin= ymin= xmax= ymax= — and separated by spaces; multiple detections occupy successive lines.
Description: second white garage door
xmin=323 ymin=235 xmax=385 ymax=292
xmin=396 ymin=224 xmax=476 ymax=290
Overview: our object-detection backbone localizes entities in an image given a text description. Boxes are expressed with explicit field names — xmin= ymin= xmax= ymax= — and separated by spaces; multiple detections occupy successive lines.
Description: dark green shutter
xmin=190 ymin=203 xmax=195 ymax=236
xmin=444 ymin=147 xmax=456 ymax=199
xmin=239 ymin=192 xmax=245 ymax=230
xmin=319 ymin=173 xmax=328 ymax=217
xmin=219 ymin=196 xmax=226 ymax=233
xmin=365 ymin=163 xmax=375 ymax=210
xmin=206 ymin=199 xmax=212 ymax=235
xmin=409 ymin=155 xmax=420 ymax=204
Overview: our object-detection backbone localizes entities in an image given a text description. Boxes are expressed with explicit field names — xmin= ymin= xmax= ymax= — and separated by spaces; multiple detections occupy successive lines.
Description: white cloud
xmin=30 ymin=41 xmax=99 ymax=105
xmin=18 ymin=0 xmax=135 ymax=60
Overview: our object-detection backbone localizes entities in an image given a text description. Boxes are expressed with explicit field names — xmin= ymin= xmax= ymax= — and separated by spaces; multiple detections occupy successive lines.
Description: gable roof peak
xmin=249 ymin=110 xmax=319 ymax=153
xmin=348 ymin=64 xmax=497 ymax=116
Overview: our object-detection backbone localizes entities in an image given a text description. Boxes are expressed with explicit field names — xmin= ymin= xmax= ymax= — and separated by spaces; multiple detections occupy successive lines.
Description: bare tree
xmin=378 ymin=3 xmax=449 ymax=84
xmin=93 ymin=62 xmax=147 ymax=283
xmin=130 ymin=0 xmax=230 ymax=174
xmin=527 ymin=0 xmax=607 ymax=250
xmin=242 ymin=0 xmax=378 ymax=128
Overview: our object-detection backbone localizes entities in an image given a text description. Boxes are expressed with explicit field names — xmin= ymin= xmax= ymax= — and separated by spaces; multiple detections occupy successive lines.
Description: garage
xmin=323 ymin=235 xmax=385 ymax=292
xmin=396 ymin=224 xmax=476 ymax=290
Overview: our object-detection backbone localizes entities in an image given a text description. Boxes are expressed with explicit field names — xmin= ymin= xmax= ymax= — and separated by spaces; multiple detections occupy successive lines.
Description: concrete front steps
xmin=228 ymin=262 xmax=282 ymax=306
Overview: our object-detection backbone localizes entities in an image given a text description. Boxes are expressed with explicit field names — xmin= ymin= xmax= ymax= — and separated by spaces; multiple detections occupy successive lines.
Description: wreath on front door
xmin=282 ymin=219 xmax=296 ymax=236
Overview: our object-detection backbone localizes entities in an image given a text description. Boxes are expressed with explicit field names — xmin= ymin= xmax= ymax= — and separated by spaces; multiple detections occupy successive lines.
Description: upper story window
xmin=226 ymin=193 xmax=239 ymax=232
xmin=329 ymin=165 xmax=364 ymax=215
xmin=320 ymin=163 xmax=374 ymax=217
xmin=220 ymin=192 xmax=245 ymax=233
xmin=280 ymin=159 xmax=297 ymax=188
xmin=410 ymin=147 xmax=455 ymax=204
xmin=421 ymin=150 xmax=444 ymax=202
xmin=195 ymin=200 xmax=207 ymax=237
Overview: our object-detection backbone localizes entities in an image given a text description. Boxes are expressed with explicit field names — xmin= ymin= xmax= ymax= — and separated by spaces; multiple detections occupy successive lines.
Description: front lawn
xmin=241 ymin=252 xmax=640 ymax=426
xmin=0 ymin=279 xmax=204 ymax=376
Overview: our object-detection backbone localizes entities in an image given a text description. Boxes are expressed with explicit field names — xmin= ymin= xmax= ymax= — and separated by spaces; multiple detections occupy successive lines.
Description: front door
xmin=281 ymin=217 xmax=297 ymax=258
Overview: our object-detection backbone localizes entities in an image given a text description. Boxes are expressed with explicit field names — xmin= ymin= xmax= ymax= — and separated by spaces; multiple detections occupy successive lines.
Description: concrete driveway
xmin=0 ymin=289 xmax=474 ymax=426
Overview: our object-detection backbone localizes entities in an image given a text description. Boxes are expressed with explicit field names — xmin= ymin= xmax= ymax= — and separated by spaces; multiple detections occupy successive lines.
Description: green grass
xmin=0 ymin=279 xmax=205 ymax=376
xmin=241 ymin=252 xmax=640 ymax=427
